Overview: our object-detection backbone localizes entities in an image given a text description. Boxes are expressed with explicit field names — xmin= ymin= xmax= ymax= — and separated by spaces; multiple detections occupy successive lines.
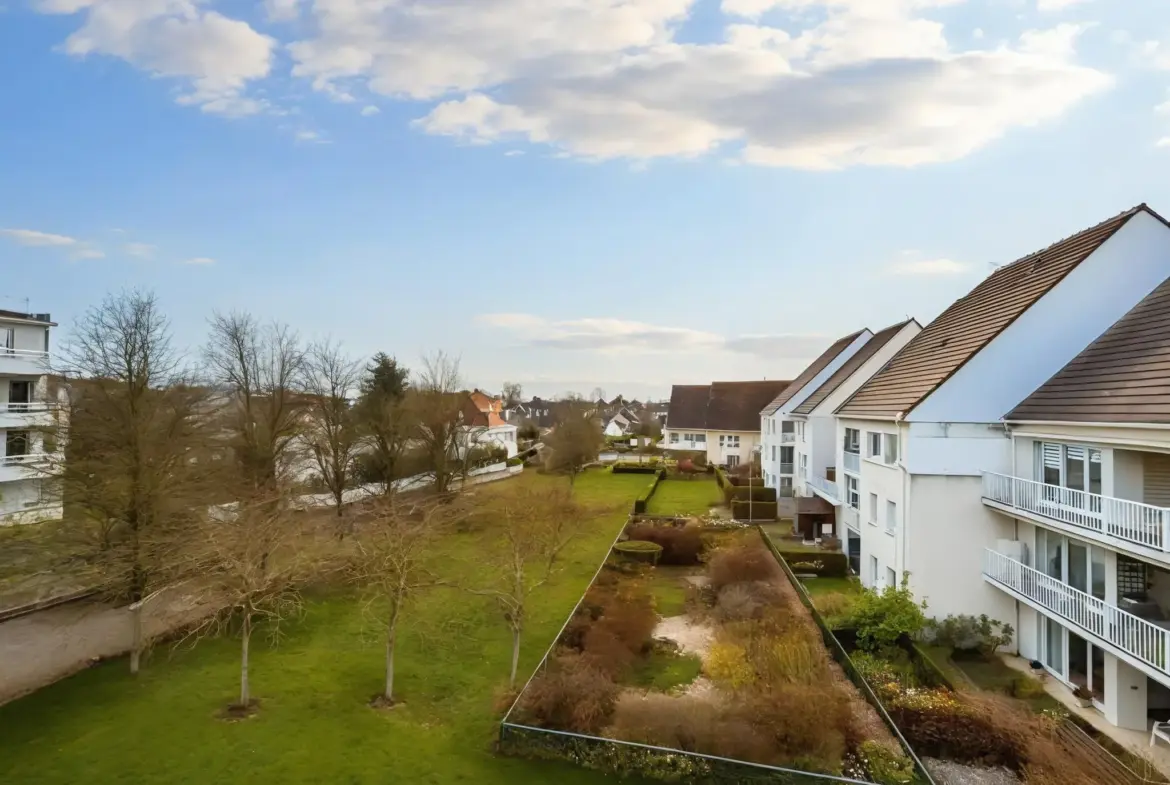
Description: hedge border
xmin=758 ymin=527 xmax=938 ymax=785
xmin=773 ymin=550 xmax=850 ymax=579
xmin=632 ymin=468 xmax=667 ymax=515
xmin=731 ymin=499 xmax=777 ymax=521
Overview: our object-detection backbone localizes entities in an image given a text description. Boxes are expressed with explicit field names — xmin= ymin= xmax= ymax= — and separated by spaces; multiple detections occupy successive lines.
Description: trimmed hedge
xmin=613 ymin=540 xmax=664 ymax=565
xmin=728 ymin=476 xmax=765 ymax=487
xmin=775 ymin=550 xmax=850 ymax=578
xmin=714 ymin=466 xmax=730 ymax=489
xmin=727 ymin=485 xmax=777 ymax=503
xmin=730 ymin=499 xmax=777 ymax=521
xmin=631 ymin=469 xmax=667 ymax=514
xmin=613 ymin=462 xmax=662 ymax=475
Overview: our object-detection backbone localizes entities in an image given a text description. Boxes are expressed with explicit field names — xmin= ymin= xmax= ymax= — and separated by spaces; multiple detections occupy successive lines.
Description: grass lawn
xmin=644 ymin=478 xmax=721 ymax=517
xmin=800 ymin=576 xmax=862 ymax=597
xmin=759 ymin=521 xmax=822 ymax=553
xmin=646 ymin=566 xmax=691 ymax=617
xmin=0 ymin=469 xmax=650 ymax=785
xmin=629 ymin=648 xmax=702 ymax=692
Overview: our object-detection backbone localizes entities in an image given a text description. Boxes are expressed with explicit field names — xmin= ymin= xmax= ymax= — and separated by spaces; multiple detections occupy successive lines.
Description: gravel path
xmin=654 ymin=615 xmax=715 ymax=658
xmin=923 ymin=758 xmax=1021 ymax=785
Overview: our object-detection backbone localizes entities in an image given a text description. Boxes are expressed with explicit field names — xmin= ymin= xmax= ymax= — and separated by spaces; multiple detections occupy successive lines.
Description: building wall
xmin=3 ymin=321 xmax=50 ymax=353
xmin=707 ymin=430 xmax=761 ymax=467
xmin=778 ymin=331 xmax=874 ymax=416
xmin=911 ymin=211 xmax=1170 ymax=424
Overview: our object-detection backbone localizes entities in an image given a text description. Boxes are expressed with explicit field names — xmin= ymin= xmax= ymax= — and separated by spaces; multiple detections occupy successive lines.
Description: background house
xmin=663 ymin=380 xmax=789 ymax=467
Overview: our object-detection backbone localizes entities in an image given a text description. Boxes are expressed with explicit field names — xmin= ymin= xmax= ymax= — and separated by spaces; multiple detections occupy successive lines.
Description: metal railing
xmin=809 ymin=473 xmax=839 ymax=502
xmin=779 ymin=462 xmax=794 ymax=475
xmin=843 ymin=451 xmax=860 ymax=474
xmin=0 ymin=454 xmax=44 ymax=467
xmin=983 ymin=548 xmax=1170 ymax=675
xmin=780 ymin=433 xmax=796 ymax=443
xmin=0 ymin=402 xmax=54 ymax=414
xmin=0 ymin=348 xmax=49 ymax=359
xmin=842 ymin=506 xmax=860 ymax=533
xmin=982 ymin=472 xmax=1170 ymax=553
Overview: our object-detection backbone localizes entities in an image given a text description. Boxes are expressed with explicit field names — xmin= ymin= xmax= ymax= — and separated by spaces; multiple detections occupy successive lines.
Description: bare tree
xmin=350 ymin=498 xmax=462 ymax=706
xmin=474 ymin=485 xmax=589 ymax=687
xmin=303 ymin=340 xmax=362 ymax=526
xmin=48 ymin=290 xmax=209 ymax=674
xmin=501 ymin=381 xmax=522 ymax=408
xmin=544 ymin=407 xmax=604 ymax=487
xmin=178 ymin=496 xmax=311 ymax=714
xmin=408 ymin=353 xmax=474 ymax=494
xmin=203 ymin=312 xmax=308 ymax=497
xmin=589 ymin=387 xmax=607 ymax=405
xmin=355 ymin=353 xmax=410 ymax=494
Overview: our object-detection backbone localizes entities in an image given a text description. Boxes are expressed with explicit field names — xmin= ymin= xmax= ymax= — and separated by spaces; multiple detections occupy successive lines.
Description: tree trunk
xmin=239 ymin=611 xmax=252 ymax=707
xmin=129 ymin=604 xmax=143 ymax=675
xmin=509 ymin=626 xmax=521 ymax=688
xmin=384 ymin=629 xmax=396 ymax=702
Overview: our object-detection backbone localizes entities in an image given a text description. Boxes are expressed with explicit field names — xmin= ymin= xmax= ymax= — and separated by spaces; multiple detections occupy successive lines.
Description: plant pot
xmin=1075 ymin=697 xmax=1092 ymax=708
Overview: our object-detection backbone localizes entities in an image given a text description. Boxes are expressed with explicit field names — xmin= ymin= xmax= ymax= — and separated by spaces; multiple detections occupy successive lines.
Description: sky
xmin=2 ymin=0 xmax=1170 ymax=401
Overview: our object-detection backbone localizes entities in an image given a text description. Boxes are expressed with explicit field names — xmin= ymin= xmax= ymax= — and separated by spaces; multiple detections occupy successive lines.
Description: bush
xmin=739 ymin=682 xmax=851 ymax=771
xmin=730 ymin=500 xmax=777 ymax=521
xmin=706 ymin=642 xmax=755 ymax=690
xmin=613 ymin=540 xmax=663 ymax=565
xmin=813 ymin=592 xmax=856 ymax=628
xmin=726 ymin=485 xmax=777 ymax=503
xmin=506 ymin=456 xmax=523 ymax=467
xmin=922 ymin=614 xmax=1014 ymax=659
xmin=851 ymin=576 xmax=927 ymax=652
xmin=856 ymin=740 xmax=915 ymax=785
xmin=612 ymin=462 xmax=661 ymax=474
xmin=713 ymin=581 xmax=781 ymax=622
xmin=581 ymin=627 xmax=637 ymax=678
xmin=520 ymin=652 xmax=621 ymax=734
xmin=707 ymin=543 xmax=779 ymax=591
xmin=625 ymin=524 xmax=705 ymax=566
xmin=778 ymin=550 xmax=850 ymax=578
xmin=1010 ymin=673 xmax=1048 ymax=700
xmin=606 ymin=693 xmax=776 ymax=765
xmin=630 ymin=469 xmax=666 ymax=514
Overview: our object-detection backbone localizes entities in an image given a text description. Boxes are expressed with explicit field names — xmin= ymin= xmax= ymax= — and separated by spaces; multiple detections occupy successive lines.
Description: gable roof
xmin=1007 ymin=275 xmax=1170 ymax=424
xmin=837 ymin=204 xmax=1168 ymax=420
xmin=760 ymin=329 xmax=866 ymax=416
xmin=668 ymin=380 xmax=791 ymax=432
xmin=792 ymin=320 xmax=918 ymax=416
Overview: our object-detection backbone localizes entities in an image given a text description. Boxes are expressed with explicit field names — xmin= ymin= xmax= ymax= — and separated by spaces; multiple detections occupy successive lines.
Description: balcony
xmin=983 ymin=549 xmax=1170 ymax=680
xmin=780 ymin=433 xmax=795 ymax=444
xmin=808 ymin=473 xmax=841 ymax=505
xmin=982 ymin=472 xmax=1170 ymax=562
xmin=0 ymin=453 xmax=45 ymax=483
xmin=0 ymin=402 xmax=55 ymax=429
xmin=842 ymin=506 xmax=860 ymax=533
xmin=843 ymin=451 xmax=860 ymax=475
xmin=779 ymin=462 xmax=794 ymax=475
xmin=0 ymin=349 xmax=49 ymax=377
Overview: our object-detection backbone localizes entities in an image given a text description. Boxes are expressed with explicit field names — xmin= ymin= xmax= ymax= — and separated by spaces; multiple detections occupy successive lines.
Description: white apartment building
xmin=0 ymin=309 xmax=59 ymax=525
xmin=760 ymin=329 xmax=870 ymax=495
xmin=664 ymin=381 xmax=790 ymax=467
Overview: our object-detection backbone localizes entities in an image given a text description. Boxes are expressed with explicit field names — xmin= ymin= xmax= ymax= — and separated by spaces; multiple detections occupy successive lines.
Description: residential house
xmin=664 ymin=381 xmax=789 ymax=467
xmin=604 ymin=407 xmax=641 ymax=438
xmin=833 ymin=203 xmax=1170 ymax=658
xmin=462 ymin=390 xmax=518 ymax=458
xmin=980 ymin=274 xmax=1170 ymax=732
xmin=760 ymin=329 xmax=872 ymax=496
xmin=0 ymin=309 xmax=60 ymax=525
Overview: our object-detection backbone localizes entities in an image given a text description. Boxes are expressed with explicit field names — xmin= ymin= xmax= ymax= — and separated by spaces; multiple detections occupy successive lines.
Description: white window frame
xmin=868 ymin=432 xmax=882 ymax=459
xmin=884 ymin=434 xmax=898 ymax=465
xmin=870 ymin=556 xmax=879 ymax=587
xmin=845 ymin=475 xmax=860 ymax=510
xmin=868 ymin=492 xmax=878 ymax=524
xmin=886 ymin=500 xmax=896 ymax=535
xmin=887 ymin=567 xmax=897 ymax=589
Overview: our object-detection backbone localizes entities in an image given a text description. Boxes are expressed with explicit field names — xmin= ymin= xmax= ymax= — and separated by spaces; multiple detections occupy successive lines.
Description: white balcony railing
xmin=809 ymin=473 xmax=839 ymax=502
xmin=983 ymin=549 xmax=1170 ymax=676
xmin=779 ymin=462 xmax=794 ymax=475
xmin=0 ymin=453 xmax=44 ymax=467
xmin=780 ymin=433 xmax=795 ymax=444
xmin=0 ymin=402 xmax=54 ymax=414
xmin=843 ymin=451 xmax=860 ymax=475
xmin=842 ymin=506 xmax=860 ymax=533
xmin=982 ymin=472 xmax=1170 ymax=554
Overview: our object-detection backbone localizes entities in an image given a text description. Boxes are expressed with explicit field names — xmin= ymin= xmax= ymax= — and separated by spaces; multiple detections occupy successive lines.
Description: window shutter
xmin=1066 ymin=446 xmax=1085 ymax=461
xmin=1043 ymin=443 xmax=1061 ymax=469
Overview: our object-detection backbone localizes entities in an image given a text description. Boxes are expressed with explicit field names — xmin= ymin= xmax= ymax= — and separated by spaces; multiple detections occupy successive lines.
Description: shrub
xmin=606 ymin=693 xmax=776 ymax=765
xmin=612 ymin=462 xmax=661 ymax=474
xmin=613 ymin=540 xmax=663 ymax=565
xmin=707 ymin=543 xmax=779 ymax=591
xmin=738 ymin=682 xmax=851 ymax=770
xmin=713 ymin=581 xmax=781 ymax=622
xmin=520 ymin=652 xmax=621 ymax=734
xmin=856 ymin=741 xmax=915 ymax=785
xmin=506 ymin=456 xmax=523 ymax=467
xmin=922 ymin=614 xmax=1014 ymax=659
xmin=726 ymin=485 xmax=777 ymax=503
xmin=594 ymin=592 xmax=657 ymax=654
xmin=813 ymin=592 xmax=856 ymax=628
xmin=777 ymin=550 xmax=850 ymax=578
xmin=730 ymin=500 xmax=777 ymax=521
xmin=625 ymin=524 xmax=705 ymax=566
xmin=581 ymin=627 xmax=638 ymax=678
xmin=1010 ymin=674 xmax=1048 ymax=700
xmin=851 ymin=575 xmax=927 ymax=652
xmin=758 ymin=631 xmax=826 ymax=685
xmin=706 ymin=642 xmax=755 ymax=690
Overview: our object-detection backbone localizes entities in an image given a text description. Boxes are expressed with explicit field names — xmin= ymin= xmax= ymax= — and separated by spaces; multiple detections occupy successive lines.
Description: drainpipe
xmin=895 ymin=412 xmax=908 ymax=582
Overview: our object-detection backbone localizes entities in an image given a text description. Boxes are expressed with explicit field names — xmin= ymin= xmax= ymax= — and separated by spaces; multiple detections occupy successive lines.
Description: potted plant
xmin=1029 ymin=659 xmax=1046 ymax=680
xmin=1072 ymin=685 xmax=1093 ymax=708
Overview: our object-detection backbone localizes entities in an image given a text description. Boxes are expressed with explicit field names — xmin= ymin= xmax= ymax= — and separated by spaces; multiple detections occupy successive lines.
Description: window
xmin=870 ymin=556 xmax=879 ymax=587
xmin=719 ymin=435 xmax=726 ymax=446
xmin=886 ymin=500 xmax=896 ymax=534
xmin=868 ymin=492 xmax=878 ymax=523
xmin=868 ymin=432 xmax=882 ymax=459
xmin=670 ymin=433 xmax=679 ymax=444
xmin=779 ymin=477 xmax=793 ymax=490
xmin=799 ymin=453 xmax=808 ymax=478
xmin=846 ymin=475 xmax=860 ymax=509
xmin=887 ymin=567 xmax=897 ymax=588
xmin=1035 ymin=442 xmax=1103 ymax=498
xmin=0 ymin=327 xmax=12 ymax=352
xmin=695 ymin=433 xmax=706 ymax=444
xmin=884 ymin=434 xmax=898 ymax=465
xmin=771 ymin=446 xmax=776 ymax=460
xmin=9 ymin=381 xmax=31 ymax=412
xmin=5 ymin=430 xmax=30 ymax=457
xmin=843 ymin=427 xmax=860 ymax=453
xmin=727 ymin=455 xmax=740 ymax=467
xmin=727 ymin=435 xmax=740 ymax=448
xmin=781 ymin=421 xmax=794 ymax=435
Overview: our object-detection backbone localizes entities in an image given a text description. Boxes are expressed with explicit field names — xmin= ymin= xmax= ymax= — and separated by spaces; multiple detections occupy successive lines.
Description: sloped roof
xmin=0 ymin=309 xmax=55 ymax=326
xmin=760 ymin=329 xmax=867 ymax=416
xmin=1007 ymin=275 xmax=1170 ymax=423
xmin=792 ymin=320 xmax=918 ymax=416
xmin=837 ymin=204 xmax=1167 ymax=419
xmin=668 ymin=380 xmax=791 ymax=432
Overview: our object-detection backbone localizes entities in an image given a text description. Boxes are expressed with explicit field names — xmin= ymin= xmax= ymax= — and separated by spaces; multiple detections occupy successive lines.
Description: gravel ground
xmin=653 ymin=615 xmax=715 ymax=658
xmin=923 ymin=758 xmax=1021 ymax=785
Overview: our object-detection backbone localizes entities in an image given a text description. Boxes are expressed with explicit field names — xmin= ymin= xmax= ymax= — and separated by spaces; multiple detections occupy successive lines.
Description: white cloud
xmin=265 ymin=0 xmax=299 ymax=22
xmin=1036 ymin=0 xmax=1091 ymax=11
xmin=36 ymin=0 xmax=275 ymax=115
xmin=476 ymin=312 xmax=828 ymax=358
xmin=295 ymin=129 xmax=328 ymax=143
xmin=182 ymin=256 xmax=216 ymax=265
xmin=0 ymin=228 xmax=80 ymax=247
xmin=124 ymin=242 xmax=156 ymax=259
xmin=973 ymin=28 xmax=984 ymax=40
xmin=504 ymin=149 xmax=525 ymax=156
xmin=285 ymin=0 xmax=1110 ymax=169
xmin=360 ymin=105 xmax=380 ymax=116
xmin=886 ymin=256 xmax=972 ymax=276
xmin=71 ymin=248 xmax=107 ymax=260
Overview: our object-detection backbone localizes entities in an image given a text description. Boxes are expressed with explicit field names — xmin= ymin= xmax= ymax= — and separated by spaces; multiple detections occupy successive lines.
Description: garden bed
xmin=501 ymin=521 xmax=924 ymax=783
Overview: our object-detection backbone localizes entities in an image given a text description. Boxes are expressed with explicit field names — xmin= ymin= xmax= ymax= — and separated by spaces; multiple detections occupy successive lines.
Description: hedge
xmin=727 ymin=485 xmax=777 ymax=503
xmin=728 ymin=476 xmax=765 ymax=487
xmin=613 ymin=462 xmax=661 ymax=474
xmin=613 ymin=540 xmax=663 ymax=565
xmin=632 ymin=469 xmax=667 ymax=514
xmin=714 ymin=467 xmax=730 ymax=489
xmin=774 ymin=550 xmax=850 ymax=578
xmin=730 ymin=499 xmax=777 ymax=521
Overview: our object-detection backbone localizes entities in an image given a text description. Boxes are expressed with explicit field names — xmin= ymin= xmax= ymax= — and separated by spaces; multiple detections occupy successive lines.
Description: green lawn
xmin=0 ymin=469 xmax=650 ymax=785
xmin=800 ymin=576 xmax=862 ymax=597
xmin=644 ymin=478 xmax=721 ymax=517
xmin=630 ymin=648 xmax=702 ymax=692
xmin=646 ymin=566 xmax=692 ymax=617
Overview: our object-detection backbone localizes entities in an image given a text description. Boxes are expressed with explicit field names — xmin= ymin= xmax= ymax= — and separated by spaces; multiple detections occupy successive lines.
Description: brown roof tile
xmin=667 ymin=380 xmax=791 ymax=432
xmin=792 ymin=320 xmax=918 ymax=416
xmin=837 ymin=205 xmax=1165 ymax=420
xmin=1007 ymin=275 xmax=1170 ymax=423
xmin=760 ymin=329 xmax=867 ymax=416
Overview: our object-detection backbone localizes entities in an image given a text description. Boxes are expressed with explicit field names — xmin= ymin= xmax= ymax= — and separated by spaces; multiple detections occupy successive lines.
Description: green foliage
xmin=922 ymin=614 xmax=1014 ymax=659
xmin=631 ymin=469 xmax=666 ymax=514
xmin=613 ymin=540 xmax=664 ymax=564
xmin=611 ymin=461 xmax=662 ymax=474
xmin=629 ymin=646 xmax=703 ymax=692
xmin=777 ymin=551 xmax=850 ymax=578
xmin=506 ymin=457 xmax=524 ymax=467
xmin=1011 ymin=674 xmax=1049 ymax=700
xmin=518 ymin=422 xmax=541 ymax=441
xmin=851 ymin=575 xmax=927 ymax=652
xmin=856 ymin=741 xmax=915 ymax=785
xmin=625 ymin=524 xmax=705 ymax=566
xmin=730 ymin=500 xmax=777 ymax=521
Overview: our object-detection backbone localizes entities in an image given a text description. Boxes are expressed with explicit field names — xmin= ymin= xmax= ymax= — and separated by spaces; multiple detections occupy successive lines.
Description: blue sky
xmin=2 ymin=0 xmax=1169 ymax=400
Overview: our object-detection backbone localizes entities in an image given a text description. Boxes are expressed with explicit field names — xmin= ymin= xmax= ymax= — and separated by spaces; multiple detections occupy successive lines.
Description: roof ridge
xmin=992 ymin=204 xmax=1150 ymax=277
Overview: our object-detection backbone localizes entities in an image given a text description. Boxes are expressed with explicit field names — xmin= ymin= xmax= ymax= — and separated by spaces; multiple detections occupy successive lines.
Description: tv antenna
xmin=0 ymin=295 xmax=31 ymax=313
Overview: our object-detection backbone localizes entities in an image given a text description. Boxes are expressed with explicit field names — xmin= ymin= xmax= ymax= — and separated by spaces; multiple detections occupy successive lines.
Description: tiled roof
xmin=0 ymin=309 xmax=55 ymax=326
xmin=1007 ymin=275 xmax=1170 ymax=423
xmin=667 ymin=380 xmax=791 ymax=432
xmin=791 ymin=320 xmax=918 ymax=416
xmin=837 ymin=205 xmax=1165 ymax=419
xmin=760 ymin=329 xmax=867 ymax=416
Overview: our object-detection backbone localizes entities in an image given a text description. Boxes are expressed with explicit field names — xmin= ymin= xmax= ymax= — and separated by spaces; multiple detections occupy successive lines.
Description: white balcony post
xmin=1163 ymin=508 xmax=1170 ymax=554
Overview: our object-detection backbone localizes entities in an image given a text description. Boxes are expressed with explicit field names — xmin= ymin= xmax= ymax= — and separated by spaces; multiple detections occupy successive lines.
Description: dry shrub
xmin=595 ymin=591 xmax=657 ymax=652
xmin=626 ymin=524 xmax=705 ymax=566
xmin=519 ymin=652 xmax=621 ymax=734
xmin=813 ymin=592 xmax=856 ymax=623
xmin=706 ymin=642 xmax=755 ymax=690
xmin=885 ymin=688 xmax=1023 ymax=767
xmin=581 ymin=626 xmax=637 ymax=678
xmin=738 ymin=682 xmax=852 ymax=769
xmin=707 ymin=542 xmax=779 ymax=591
xmin=758 ymin=631 xmax=827 ymax=684
xmin=713 ymin=581 xmax=782 ymax=622
xmin=576 ymin=586 xmax=657 ymax=676
xmin=560 ymin=608 xmax=593 ymax=651
xmin=607 ymin=693 xmax=776 ymax=765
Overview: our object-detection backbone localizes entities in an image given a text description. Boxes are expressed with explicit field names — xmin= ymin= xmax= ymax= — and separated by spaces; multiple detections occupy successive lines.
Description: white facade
xmin=460 ymin=423 xmax=519 ymax=458
xmin=663 ymin=428 xmax=760 ymax=468
xmin=0 ymin=312 xmax=59 ymax=525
